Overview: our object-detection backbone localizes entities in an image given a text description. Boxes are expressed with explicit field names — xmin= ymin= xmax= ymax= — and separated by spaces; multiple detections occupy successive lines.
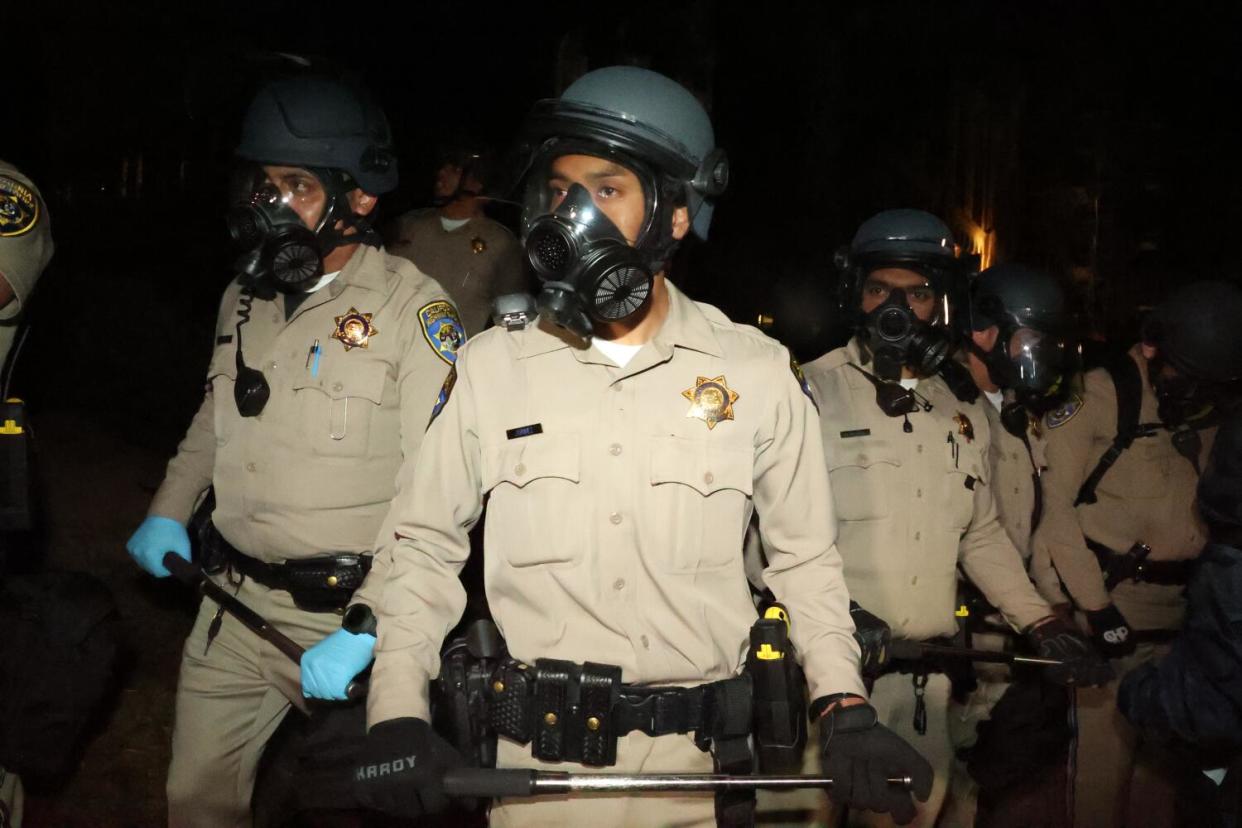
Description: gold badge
xmin=954 ymin=412 xmax=975 ymax=443
xmin=471 ymin=236 xmax=486 ymax=254
xmin=332 ymin=307 xmax=378 ymax=351
xmin=682 ymin=376 xmax=740 ymax=430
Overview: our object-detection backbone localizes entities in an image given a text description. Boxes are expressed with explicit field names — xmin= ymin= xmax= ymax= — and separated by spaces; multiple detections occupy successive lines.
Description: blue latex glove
xmin=126 ymin=515 xmax=191 ymax=578
xmin=302 ymin=629 xmax=377 ymax=700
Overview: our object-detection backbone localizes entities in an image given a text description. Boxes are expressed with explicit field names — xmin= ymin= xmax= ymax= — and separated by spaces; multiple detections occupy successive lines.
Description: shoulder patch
xmin=791 ymin=356 xmax=819 ymax=413
xmin=427 ymin=365 xmax=457 ymax=429
xmin=0 ymin=175 xmax=40 ymax=237
xmin=419 ymin=300 xmax=466 ymax=365
xmin=1046 ymin=394 xmax=1084 ymax=429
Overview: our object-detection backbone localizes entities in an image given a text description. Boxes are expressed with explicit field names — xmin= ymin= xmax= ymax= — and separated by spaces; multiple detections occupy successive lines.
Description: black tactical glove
xmin=1085 ymin=604 xmax=1137 ymax=660
xmin=818 ymin=700 xmax=934 ymax=825
xmin=1027 ymin=617 xmax=1115 ymax=686
xmin=850 ymin=601 xmax=893 ymax=679
xmin=353 ymin=717 xmax=462 ymax=818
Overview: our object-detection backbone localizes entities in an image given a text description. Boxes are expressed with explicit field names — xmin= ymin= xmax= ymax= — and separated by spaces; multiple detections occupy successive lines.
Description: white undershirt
xmin=592 ymin=338 xmax=644 ymax=368
xmin=306 ymin=270 xmax=340 ymax=293
xmin=984 ymin=388 xmax=1004 ymax=411
xmin=899 ymin=378 xmax=919 ymax=390
xmin=439 ymin=216 xmax=471 ymax=232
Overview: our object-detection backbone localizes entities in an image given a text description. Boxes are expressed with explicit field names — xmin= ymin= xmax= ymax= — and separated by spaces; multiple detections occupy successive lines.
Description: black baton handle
xmin=444 ymin=768 xmax=537 ymax=798
xmin=162 ymin=552 xmax=367 ymax=701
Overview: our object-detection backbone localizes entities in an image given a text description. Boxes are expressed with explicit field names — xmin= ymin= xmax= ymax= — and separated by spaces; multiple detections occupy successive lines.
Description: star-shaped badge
xmin=332 ymin=307 xmax=378 ymax=351
xmin=953 ymin=412 xmax=975 ymax=443
xmin=682 ymin=375 xmax=740 ymax=430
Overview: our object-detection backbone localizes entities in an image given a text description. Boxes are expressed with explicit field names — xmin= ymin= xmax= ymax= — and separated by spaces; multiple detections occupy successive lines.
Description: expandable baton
xmin=887 ymin=638 xmax=1063 ymax=668
xmin=442 ymin=768 xmax=913 ymax=797
xmin=162 ymin=552 xmax=366 ymax=701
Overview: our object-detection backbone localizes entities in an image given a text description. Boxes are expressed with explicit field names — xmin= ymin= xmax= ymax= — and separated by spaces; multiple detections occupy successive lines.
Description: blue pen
xmin=309 ymin=339 xmax=322 ymax=378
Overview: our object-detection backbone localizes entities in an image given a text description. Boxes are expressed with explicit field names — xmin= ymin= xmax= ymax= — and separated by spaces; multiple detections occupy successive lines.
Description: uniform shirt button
xmin=609 ymin=443 xmax=623 ymax=456
xmin=1014 ymin=487 xmax=1020 ymax=494
xmin=609 ymin=512 xmax=623 ymax=525
xmin=641 ymin=635 xmax=650 ymax=649
xmin=910 ymin=576 xmax=918 ymax=585
xmin=916 ymin=488 xmax=923 ymax=497
xmin=332 ymin=381 xmax=344 ymax=392
xmin=703 ymin=471 xmax=714 ymax=485
xmin=914 ymin=531 xmax=921 ymax=541
xmin=246 ymin=462 xmax=257 ymax=473
xmin=916 ymin=444 xmax=923 ymax=453
xmin=514 ymin=463 xmax=526 ymax=476
xmin=613 ymin=382 xmax=624 ymax=392
xmin=613 ymin=578 xmax=626 ymax=591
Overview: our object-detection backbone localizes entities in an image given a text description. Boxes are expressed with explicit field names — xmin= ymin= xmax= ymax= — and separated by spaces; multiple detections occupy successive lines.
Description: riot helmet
xmin=1142 ymin=280 xmax=1242 ymax=428
xmin=838 ymin=209 xmax=964 ymax=379
xmin=1198 ymin=413 xmax=1242 ymax=530
xmin=227 ymin=76 xmax=397 ymax=296
xmin=970 ymin=263 xmax=1078 ymax=410
xmin=515 ymin=66 xmax=729 ymax=339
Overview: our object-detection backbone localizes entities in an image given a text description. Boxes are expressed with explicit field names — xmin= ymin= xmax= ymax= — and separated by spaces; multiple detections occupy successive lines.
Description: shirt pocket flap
xmin=207 ymin=346 xmax=237 ymax=381
xmin=482 ymin=433 xmax=581 ymax=491
xmin=292 ymin=360 xmax=388 ymax=404
xmin=649 ymin=435 xmax=753 ymax=497
xmin=826 ymin=437 xmax=901 ymax=472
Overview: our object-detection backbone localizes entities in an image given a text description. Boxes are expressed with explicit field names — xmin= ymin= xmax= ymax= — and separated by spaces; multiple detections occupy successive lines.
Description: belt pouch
xmin=579 ymin=662 xmax=622 ymax=766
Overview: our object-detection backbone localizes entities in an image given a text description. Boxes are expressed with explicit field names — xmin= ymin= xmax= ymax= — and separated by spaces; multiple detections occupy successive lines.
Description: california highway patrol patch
xmin=419 ymin=300 xmax=466 ymax=365
xmin=1047 ymin=394 xmax=1084 ymax=429
xmin=332 ymin=307 xmax=378 ymax=351
xmin=0 ymin=175 xmax=39 ymax=238
xmin=682 ymin=375 xmax=740 ymax=430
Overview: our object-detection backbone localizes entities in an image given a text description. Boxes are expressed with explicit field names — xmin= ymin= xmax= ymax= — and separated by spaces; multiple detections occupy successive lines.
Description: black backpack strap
xmin=1075 ymin=353 xmax=1143 ymax=506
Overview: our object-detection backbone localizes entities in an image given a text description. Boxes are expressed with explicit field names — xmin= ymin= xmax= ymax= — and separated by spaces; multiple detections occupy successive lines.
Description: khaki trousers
xmin=489 ymin=731 xmax=717 ymax=827
xmin=166 ymin=575 xmax=339 ymax=828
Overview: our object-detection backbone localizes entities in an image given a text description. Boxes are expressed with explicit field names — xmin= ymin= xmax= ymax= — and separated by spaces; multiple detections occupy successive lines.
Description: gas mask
xmin=860 ymin=288 xmax=952 ymax=381
xmin=1149 ymin=361 xmax=1216 ymax=430
xmin=525 ymin=183 xmax=652 ymax=339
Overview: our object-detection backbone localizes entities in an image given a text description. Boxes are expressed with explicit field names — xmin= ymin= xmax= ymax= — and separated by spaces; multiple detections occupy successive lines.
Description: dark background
xmin=5 ymin=0 xmax=1242 ymax=442
xmin=2 ymin=1 xmax=1241 ymax=821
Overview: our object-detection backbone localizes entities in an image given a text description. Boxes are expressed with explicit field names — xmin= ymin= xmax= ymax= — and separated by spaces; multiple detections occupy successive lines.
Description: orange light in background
xmin=970 ymin=224 xmax=996 ymax=271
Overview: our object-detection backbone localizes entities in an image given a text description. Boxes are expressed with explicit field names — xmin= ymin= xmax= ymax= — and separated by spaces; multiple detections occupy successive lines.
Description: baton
xmin=442 ymin=768 xmax=913 ymax=798
xmin=162 ymin=552 xmax=367 ymax=701
xmin=888 ymin=638 xmax=1063 ymax=668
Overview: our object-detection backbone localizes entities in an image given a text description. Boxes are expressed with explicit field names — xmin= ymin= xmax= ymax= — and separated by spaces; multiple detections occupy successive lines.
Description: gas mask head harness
xmin=224 ymin=166 xmax=382 ymax=418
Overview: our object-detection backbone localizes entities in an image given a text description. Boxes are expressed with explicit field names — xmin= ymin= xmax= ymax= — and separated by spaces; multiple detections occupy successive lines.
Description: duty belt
xmin=487 ymin=657 xmax=753 ymax=768
xmin=1087 ymin=538 xmax=1191 ymax=587
xmin=208 ymin=524 xmax=371 ymax=613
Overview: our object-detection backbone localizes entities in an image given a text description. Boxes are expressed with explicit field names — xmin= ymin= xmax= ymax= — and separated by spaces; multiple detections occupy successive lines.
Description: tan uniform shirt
xmin=369 ymin=280 xmax=865 ymax=725
xmin=1031 ymin=346 xmax=1213 ymax=614
xmin=149 ymin=245 xmax=458 ymax=610
xmin=0 ymin=161 xmax=54 ymax=370
xmin=802 ymin=340 xmax=1052 ymax=640
xmin=982 ymin=399 xmax=1066 ymax=604
xmin=388 ymin=209 xmax=525 ymax=336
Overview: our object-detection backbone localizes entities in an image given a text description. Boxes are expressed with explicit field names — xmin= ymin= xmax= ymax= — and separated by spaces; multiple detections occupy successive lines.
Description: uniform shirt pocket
xmin=826 ymin=437 xmax=900 ymax=522
xmin=481 ymin=433 xmax=584 ymax=568
xmin=649 ymin=435 xmax=753 ymax=572
xmin=943 ymin=440 xmax=986 ymax=533
xmin=291 ymin=360 xmax=387 ymax=458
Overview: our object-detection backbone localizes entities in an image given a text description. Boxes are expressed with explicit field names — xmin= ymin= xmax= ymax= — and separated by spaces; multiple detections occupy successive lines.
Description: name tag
xmin=840 ymin=428 xmax=871 ymax=439
xmin=506 ymin=423 xmax=543 ymax=440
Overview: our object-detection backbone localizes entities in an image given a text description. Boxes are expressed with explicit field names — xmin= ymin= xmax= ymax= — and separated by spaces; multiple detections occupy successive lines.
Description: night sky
xmin=4 ymin=0 xmax=1241 ymax=440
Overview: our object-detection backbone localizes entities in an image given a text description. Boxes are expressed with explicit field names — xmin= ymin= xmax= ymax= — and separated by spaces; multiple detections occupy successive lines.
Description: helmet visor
xmin=1007 ymin=326 xmax=1069 ymax=393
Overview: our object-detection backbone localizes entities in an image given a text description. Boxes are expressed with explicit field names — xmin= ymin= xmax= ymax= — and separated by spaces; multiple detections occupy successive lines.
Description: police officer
xmin=123 ymin=76 xmax=461 ymax=826
xmin=801 ymin=210 xmax=1109 ymax=826
xmin=1119 ymin=411 xmax=1242 ymax=826
xmin=388 ymin=139 xmax=526 ymax=336
xmin=1033 ymin=279 xmax=1242 ymax=827
xmin=351 ymin=67 xmax=933 ymax=828
xmin=0 ymin=158 xmax=53 ymax=828
xmin=943 ymin=263 xmax=1084 ymax=826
